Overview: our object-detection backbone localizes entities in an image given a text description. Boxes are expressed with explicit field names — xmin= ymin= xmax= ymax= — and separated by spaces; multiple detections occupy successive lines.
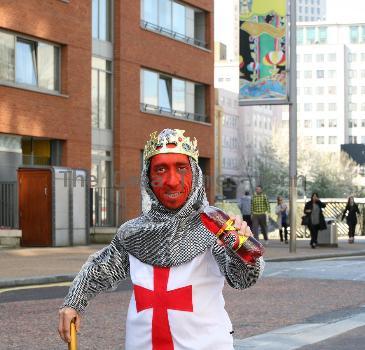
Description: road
xmin=1 ymin=257 xmax=365 ymax=349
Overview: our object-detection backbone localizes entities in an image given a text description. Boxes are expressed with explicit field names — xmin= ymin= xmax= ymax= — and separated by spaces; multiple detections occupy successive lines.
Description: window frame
xmin=0 ymin=29 xmax=61 ymax=94
xmin=92 ymin=56 xmax=113 ymax=130
xmin=140 ymin=68 xmax=208 ymax=123
xmin=140 ymin=0 xmax=208 ymax=50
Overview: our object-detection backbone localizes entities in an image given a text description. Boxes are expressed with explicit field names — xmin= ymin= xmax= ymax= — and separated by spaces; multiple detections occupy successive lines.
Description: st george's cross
xmin=133 ymin=266 xmax=193 ymax=349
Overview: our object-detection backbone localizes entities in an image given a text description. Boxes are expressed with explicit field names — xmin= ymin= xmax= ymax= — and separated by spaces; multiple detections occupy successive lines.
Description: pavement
xmin=1 ymin=236 xmax=365 ymax=289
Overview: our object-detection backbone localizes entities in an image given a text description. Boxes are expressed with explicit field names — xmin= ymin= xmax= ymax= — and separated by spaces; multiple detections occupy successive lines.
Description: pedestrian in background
xmin=341 ymin=196 xmax=360 ymax=244
xmin=303 ymin=192 xmax=327 ymax=249
xmin=251 ymin=185 xmax=270 ymax=244
xmin=238 ymin=191 xmax=252 ymax=229
xmin=275 ymin=196 xmax=288 ymax=244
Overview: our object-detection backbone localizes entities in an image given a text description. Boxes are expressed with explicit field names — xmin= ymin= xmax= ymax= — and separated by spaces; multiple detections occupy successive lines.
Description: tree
xmin=257 ymin=133 xmax=362 ymax=198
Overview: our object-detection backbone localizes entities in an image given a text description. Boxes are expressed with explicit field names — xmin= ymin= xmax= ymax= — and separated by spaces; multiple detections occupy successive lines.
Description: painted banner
xmin=239 ymin=0 xmax=288 ymax=104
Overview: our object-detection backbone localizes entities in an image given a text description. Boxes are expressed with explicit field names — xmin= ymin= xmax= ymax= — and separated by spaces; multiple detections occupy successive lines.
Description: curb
xmin=1 ymin=251 xmax=365 ymax=289
xmin=266 ymin=250 xmax=365 ymax=262
xmin=0 ymin=274 xmax=76 ymax=289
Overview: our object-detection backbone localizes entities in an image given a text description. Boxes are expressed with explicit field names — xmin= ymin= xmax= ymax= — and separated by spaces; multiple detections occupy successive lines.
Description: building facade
xmin=297 ymin=0 xmax=326 ymax=22
xmin=0 ymin=0 xmax=215 ymax=230
xmin=295 ymin=22 xmax=365 ymax=152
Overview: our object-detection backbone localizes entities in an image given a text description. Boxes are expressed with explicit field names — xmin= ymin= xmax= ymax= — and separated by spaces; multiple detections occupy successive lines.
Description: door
xmin=18 ymin=169 xmax=52 ymax=246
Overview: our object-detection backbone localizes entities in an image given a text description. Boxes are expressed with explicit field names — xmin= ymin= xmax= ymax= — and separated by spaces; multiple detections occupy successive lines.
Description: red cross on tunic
xmin=133 ymin=266 xmax=193 ymax=350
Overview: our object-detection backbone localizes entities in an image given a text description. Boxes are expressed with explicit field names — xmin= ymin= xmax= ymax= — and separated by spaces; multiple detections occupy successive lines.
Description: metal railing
xmin=294 ymin=199 xmax=365 ymax=238
xmin=90 ymin=187 xmax=123 ymax=227
xmin=217 ymin=199 xmax=365 ymax=238
xmin=0 ymin=182 xmax=18 ymax=228
xmin=140 ymin=20 xmax=208 ymax=49
xmin=140 ymin=103 xmax=208 ymax=123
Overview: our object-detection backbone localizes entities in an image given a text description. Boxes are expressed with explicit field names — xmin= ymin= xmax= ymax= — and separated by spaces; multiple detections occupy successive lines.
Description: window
xmin=92 ymin=0 xmax=111 ymax=41
xmin=328 ymin=86 xmax=336 ymax=95
xmin=304 ymin=54 xmax=312 ymax=63
xmin=92 ymin=57 xmax=112 ymax=129
xmin=348 ymin=53 xmax=357 ymax=62
xmin=328 ymin=136 xmax=337 ymax=144
xmin=361 ymin=120 xmax=365 ymax=127
xmin=219 ymin=43 xmax=227 ymax=60
xmin=304 ymin=70 xmax=312 ymax=79
xmin=328 ymin=53 xmax=336 ymax=61
xmin=306 ymin=27 xmax=315 ymax=44
xmin=349 ymin=119 xmax=358 ymax=128
xmin=349 ymin=70 xmax=357 ymax=80
xmin=316 ymin=103 xmax=324 ymax=111
xmin=316 ymin=136 xmax=325 ymax=144
xmin=328 ymin=103 xmax=337 ymax=111
xmin=328 ymin=119 xmax=337 ymax=127
xmin=304 ymin=103 xmax=312 ymax=112
xmin=304 ymin=120 xmax=312 ymax=128
xmin=349 ymin=103 xmax=357 ymax=112
xmin=0 ymin=31 xmax=15 ymax=81
xmin=361 ymin=103 xmax=365 ymax=111
xmin=361 ymin=53 xmax=365 ymax=61
xmin=349 ymin=86 xmax=357 ymax=95
xmin=349 ymin=136 xmax=357 ymax=144
xmin=361 ymin=70 xmax=365 ymax=79
xmin=316 ymin=54 xmax=324 ymax=62
xmin=318 ymin=27 xmax=327 ymax=43
xmin=297 ymin=28 xmax=304 ymax=45
xmin=304 ymin=87 xmax=312 ymax=95
xmin=316 ymin=70 xmax=324 ymax=78
xmin=316 ymin=86 xmax=324 ymax=94
xmin=316 ymin=119 xmax=325 ymax=128
xmin=0 ymin=31 xmax=60 ymax=91
xmin=362 ymin=86 xmax=365 ymax=94
xmin=140 ymin=69 xmax=207 ymax=122
xmin=304 ymin=136 xmax=313 ymax=143
xmin=223 ymin=114 xmax=238 ymax=128
xmin=350 ymin=26 xmax=359 ymax=43
xmin=362 ymin=25 xmax=365 ymax=43
xmin=328 ymin=70 xmax=336 ymax=79
xmin=141 ymin=0 xmax=207 ymax=48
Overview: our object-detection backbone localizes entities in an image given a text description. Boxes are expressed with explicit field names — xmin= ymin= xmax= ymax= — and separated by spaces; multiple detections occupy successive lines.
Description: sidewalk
xmin=1 ymin=237 xmax=365 ymax=289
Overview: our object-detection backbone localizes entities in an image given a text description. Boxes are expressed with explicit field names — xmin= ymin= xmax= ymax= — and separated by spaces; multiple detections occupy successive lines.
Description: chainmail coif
xmin=117 ymin=158 xmax=216 ymax=267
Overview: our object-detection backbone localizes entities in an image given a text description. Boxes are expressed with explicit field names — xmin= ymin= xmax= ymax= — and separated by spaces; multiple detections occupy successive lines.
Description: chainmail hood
xmin=118 ymin=156 xmax=216 ymax=267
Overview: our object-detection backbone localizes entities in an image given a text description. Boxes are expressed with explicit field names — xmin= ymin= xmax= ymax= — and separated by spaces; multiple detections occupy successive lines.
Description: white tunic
xmin=125 ymin=248 xmax=234 ymax=350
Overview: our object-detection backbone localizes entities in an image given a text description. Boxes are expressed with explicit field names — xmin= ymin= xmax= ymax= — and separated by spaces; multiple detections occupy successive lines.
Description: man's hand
xmin=217 ymin=214 xmax=252 ymax=246
xmin=58 ymin=307 xmax=81 ymax=343
xmin=231 ymin=214 xmax=252 ymax=236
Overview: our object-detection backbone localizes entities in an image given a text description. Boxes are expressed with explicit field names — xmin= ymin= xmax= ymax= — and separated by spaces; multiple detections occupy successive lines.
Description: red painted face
xmin=149 ymin=153 xmax=193 ymax=210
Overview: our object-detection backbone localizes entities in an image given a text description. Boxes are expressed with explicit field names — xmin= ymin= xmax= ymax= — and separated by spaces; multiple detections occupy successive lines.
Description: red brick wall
xmin=114 ymin=0 xmax=215 ymax=220
xmin=0 ymin=0 xmax=91 ymax=170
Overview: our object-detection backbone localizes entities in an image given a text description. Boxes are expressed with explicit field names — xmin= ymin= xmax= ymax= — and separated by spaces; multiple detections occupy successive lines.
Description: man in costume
xmin=58 ymin=129 xmax=264 ymax=349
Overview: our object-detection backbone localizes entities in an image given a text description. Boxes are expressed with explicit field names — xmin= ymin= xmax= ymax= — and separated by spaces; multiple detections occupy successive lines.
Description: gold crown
xmin=144 ymin=129 xmax=199 ymax=162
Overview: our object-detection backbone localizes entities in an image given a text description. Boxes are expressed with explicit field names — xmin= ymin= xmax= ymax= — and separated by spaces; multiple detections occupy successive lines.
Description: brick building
xmin=0 ymin=0 xmax=214 ymax=231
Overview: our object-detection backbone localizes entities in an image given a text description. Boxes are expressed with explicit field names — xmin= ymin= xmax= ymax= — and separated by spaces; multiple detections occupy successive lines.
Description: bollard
xmin=68 ymin=318 xmax=77 ymax=350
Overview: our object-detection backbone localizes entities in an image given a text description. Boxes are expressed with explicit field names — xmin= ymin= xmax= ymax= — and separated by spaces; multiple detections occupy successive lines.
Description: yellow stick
xmin=68 ymin=318 xmax=77 ymax=350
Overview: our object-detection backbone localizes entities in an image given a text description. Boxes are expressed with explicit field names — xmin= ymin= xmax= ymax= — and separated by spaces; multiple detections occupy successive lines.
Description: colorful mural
xmin=239 ymin=0 xmax=287 ymax=103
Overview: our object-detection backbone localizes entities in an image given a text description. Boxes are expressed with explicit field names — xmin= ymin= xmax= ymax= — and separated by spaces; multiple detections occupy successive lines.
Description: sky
xmin=326 ymin=0 xmax=365 ymax=22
